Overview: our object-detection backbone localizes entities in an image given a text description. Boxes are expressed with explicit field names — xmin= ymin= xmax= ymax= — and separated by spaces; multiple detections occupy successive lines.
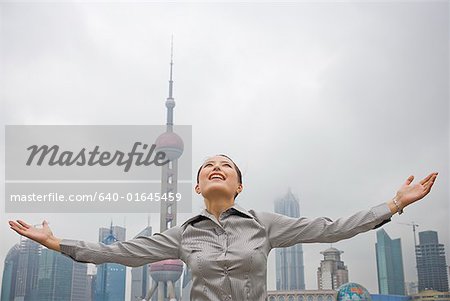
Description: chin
xmin=203 ymin=187 xmax=233 ymax=199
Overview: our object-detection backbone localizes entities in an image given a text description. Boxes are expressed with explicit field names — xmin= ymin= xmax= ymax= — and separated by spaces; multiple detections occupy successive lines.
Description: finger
xmin=423 ymin=173 xmax=438 ymax=187
xmin=422 ymin=177 xmax=436 ymax=197
xmin=420 ymin=173 xmax=435 ymax=185
xmin=13 ymin=220 xmax=28 ymax=231
xmin=9 ymin=225 xmax=23 ymax=235
xmin=9 ymin=221 xmax=26 ymax=234
xmin=425 ymin=174 xmax=437 ymax=192
xmin=42 ymin=220 xmax=50 ymax=229
xmin=17 ymin=220 xmax=31 ymax=229
xmin=8 ymin=220 xmax=19 ymax=229
xmin=405 ymin=175 xmax=414 ymax=185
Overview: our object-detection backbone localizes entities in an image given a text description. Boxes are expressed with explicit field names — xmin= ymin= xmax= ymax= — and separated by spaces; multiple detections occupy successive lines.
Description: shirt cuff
xmin=371 ymin=202 xmax=394 ymax=229
xmin=60 ymin=239 xmax=79 ymax=257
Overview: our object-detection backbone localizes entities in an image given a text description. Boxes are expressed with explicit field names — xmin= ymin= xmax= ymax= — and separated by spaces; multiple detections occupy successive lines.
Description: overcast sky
xmin=1 ymin=1 xmax=449 ymax=297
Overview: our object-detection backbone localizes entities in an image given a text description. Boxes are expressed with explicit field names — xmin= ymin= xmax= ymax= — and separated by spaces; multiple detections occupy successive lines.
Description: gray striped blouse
xmin=60 ymin=202 xmax=392 ymax=301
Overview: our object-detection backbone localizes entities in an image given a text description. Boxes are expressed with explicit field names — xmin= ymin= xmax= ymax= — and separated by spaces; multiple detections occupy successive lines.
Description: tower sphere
xmin=149 ymin=259 xmax=183 ymax=282
xmin=155 ymin=131 xmax=184 ymax=161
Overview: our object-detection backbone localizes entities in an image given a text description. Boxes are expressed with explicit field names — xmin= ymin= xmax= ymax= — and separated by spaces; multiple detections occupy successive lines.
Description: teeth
xmin=211 ymin=175 xmax=224 ymax=180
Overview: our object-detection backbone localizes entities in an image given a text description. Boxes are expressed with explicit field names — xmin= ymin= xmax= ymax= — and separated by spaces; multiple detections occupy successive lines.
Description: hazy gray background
xmin=1 ymin=1 xmax=448 ymax=296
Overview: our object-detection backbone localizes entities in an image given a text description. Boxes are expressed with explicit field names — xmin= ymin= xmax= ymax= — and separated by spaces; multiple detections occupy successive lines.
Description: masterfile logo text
xmin=5 ymin=125 xmax=192 ymax=214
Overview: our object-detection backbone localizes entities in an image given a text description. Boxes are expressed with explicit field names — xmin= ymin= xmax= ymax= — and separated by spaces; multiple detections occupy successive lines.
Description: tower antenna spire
xmin=165 ymin=35 xmax=176 ymax=131
xmin=168 ymin=34 xmax=174 ymax=100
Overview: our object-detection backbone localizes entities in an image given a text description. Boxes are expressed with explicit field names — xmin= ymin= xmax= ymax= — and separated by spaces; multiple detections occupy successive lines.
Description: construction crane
xmin=398 ymin=221 xmax=420 ymax=293
xmin=398 ymin=221 xmax=420 ymax=247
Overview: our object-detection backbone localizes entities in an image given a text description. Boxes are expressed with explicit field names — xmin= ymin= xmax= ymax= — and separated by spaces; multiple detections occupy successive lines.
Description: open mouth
xmin=209 ymin=173 xmax=225 ymax=181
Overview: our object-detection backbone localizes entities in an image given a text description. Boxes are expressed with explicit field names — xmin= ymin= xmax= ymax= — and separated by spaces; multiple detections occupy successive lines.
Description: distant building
xmin=95 ymin=224 xmax=127 ymax=301
xmin=371 ymin=294 xmax=412 ymax=301
xmin=375 ymin=229 xmax=405 ymax=295
xmin=411 ymin=290 xmax=450 ymax=301
xmin=1 ymin=238 xmax=89 ymax=301
xmin=267 ymin=289 xmax=335 ymax=301
xmin=86 ymin=273 xmax=95 ymax=301
xmin=36 ymin=248 xmax=89 ymax=301
xmin=1 ymin=243 xmax=20 ymax=301
xmin=317 ymin=247 xmax=349 ymax=290
xmin=71 ymin=261 xmax=89 ymax=301
xmin=181 ymin=266 xmax=193 ymax=301
xmin=13 ymin=237 xmax=41 ymax=301
xmin=275 ymin=189 xmax=306 ymax=290
xmin=99 ymin=225 xmax=126 ymax=242
xmin=37 ymin=248 xmax=73 ymax=301
xmin=406 ymin=282 xmax=419 ymax=296
xmin=416 ymin=231 xmax=449 ymax=292
xmin=130 ymin=225 xmax=152 ymax=301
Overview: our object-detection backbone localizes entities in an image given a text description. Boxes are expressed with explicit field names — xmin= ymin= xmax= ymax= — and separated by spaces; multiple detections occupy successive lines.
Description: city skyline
xmin=1 ymin=1 xmax=448 ymax=294
xmin=3 ymin=211 xmax=449 ymax=299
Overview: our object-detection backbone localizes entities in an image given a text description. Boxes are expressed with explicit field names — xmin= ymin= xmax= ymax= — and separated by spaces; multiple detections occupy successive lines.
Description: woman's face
xmin=195 ymin=155 xmax=243 ymax=200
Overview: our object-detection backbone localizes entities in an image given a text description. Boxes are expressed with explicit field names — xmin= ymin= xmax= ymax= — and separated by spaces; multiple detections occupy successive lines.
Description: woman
xmin=9 ymin=154 xmax=438 ymax=301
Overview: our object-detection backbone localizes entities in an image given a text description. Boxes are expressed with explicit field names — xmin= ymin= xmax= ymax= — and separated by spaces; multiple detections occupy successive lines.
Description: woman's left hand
xmin=395 ymin=172 xmax=438 ymax=210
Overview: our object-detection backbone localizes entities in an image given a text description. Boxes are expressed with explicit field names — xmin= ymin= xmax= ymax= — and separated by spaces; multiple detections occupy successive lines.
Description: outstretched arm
xmin=9 ymin=220 xmax=182 ymax=267
xmin=59 ymin=227 xmax=181 ymax=267
xmin=260 ymin=202 xmax=392 ymax=248
xmin=255 ymin=172 xmax=438 ymax=248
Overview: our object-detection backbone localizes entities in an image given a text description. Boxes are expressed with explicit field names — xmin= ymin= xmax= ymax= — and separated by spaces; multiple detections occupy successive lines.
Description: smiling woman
xmin=8 ymin=154 xmax=438 ymax=301
xmin=196 ymin=154 xmax=243 ymax=207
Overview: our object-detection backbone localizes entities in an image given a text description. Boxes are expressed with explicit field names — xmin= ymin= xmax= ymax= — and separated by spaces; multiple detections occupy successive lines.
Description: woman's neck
xmin=204 ymin=197 xmax=235 ymax=221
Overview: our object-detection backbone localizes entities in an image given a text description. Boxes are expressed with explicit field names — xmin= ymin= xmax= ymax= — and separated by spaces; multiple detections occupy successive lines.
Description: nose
xmin=213 ymin=164 xmax=221 ymax=171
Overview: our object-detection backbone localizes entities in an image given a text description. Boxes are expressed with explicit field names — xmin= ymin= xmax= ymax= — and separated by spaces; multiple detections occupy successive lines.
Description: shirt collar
xmin=181 ymin=203 xmax=253 ymax=227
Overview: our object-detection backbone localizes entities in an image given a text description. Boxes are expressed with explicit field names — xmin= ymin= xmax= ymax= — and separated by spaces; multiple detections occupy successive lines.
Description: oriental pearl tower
xmin=144 ymin=38 xmax=184 ymax=301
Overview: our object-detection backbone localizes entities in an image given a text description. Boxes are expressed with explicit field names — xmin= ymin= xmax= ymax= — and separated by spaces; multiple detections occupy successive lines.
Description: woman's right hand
xmin=9 ymin=220 xmax=61 ymax=252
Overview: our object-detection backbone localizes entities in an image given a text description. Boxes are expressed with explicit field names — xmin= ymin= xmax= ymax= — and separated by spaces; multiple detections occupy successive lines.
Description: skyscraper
xmin=317 ymin=247 xmax=349 ymax=290
xmin=1 ymin=243 xmax=20 ymax=301
xmin=1 ymin=238 xmax=89 ymax=301
xmin=275 ymin=189 xmax=306 ymax=290
xmin=375 ymin=228 xmax=405 ymax=295
xmin=130 ymin=225 xmax=152 ymax=301
xmin=37 ymin=248 xmax=73 ymax=301
xmin=71 ymin=261 xmax=89 ymax=301
xmin=98 ymin=225 xmax=126 ymax=242
xmin=14 ymin=237 xmax=41 ymax=301
xmin=416 ymin=230 xmax=449 ymax=292
xmin=95 ymin=224 xmax=127 ymax=301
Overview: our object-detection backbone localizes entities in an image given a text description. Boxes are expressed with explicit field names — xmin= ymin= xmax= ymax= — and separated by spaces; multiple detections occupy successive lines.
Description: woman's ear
xmin=237 ymin=184 xmax=243 ymax=194
xmin=195 ymin=184 xmax=201 ymax=194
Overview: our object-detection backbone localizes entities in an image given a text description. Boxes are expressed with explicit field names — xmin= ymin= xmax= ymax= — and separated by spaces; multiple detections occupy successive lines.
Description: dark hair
xmin=196 ymin=154 xmax=242 ymax=199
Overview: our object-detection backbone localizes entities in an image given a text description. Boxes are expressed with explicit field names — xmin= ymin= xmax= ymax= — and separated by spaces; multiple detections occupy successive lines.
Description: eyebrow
xmin=203 ymin=160 xmax=232 ymax=165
